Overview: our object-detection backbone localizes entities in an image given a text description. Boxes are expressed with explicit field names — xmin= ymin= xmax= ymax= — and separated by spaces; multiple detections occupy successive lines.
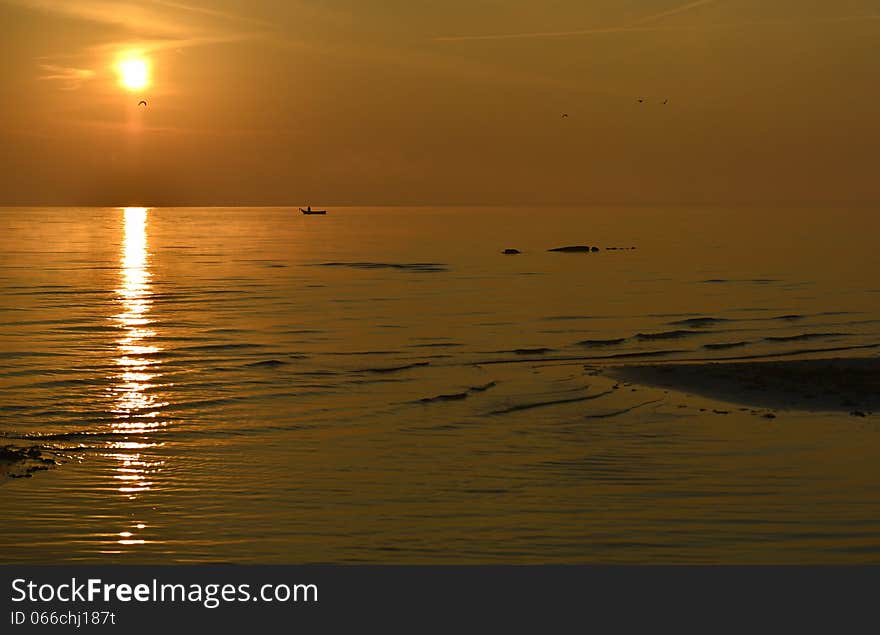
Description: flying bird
xmin=561 ymin=113 xmax=568 ymax=118
xmin=662 ymin=99 xmax=669 ymax=105
xmin=138 ymin=100 xmax=147 ymax=107
xmin=637 ymin=99 xmax=645 ymax=104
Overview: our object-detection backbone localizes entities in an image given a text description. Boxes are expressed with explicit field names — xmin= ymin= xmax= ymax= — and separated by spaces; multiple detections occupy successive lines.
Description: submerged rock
xmin=548 ymin=245 xmax=591 ymax=253
xmin=1 ymin=445 xmax=57 ymax=480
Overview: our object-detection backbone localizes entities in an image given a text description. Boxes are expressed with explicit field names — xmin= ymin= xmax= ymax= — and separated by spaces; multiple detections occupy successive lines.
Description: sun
xmin=117 ymin=56 xmax=150 ymax=91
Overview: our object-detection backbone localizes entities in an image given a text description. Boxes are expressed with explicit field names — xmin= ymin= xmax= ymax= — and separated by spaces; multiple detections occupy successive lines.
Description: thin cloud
xmin=434 ymin=4 xmax=880 ymax=43
xmin=632 ymin=0 xmax=717 ymax=26
xmin=435 ymin=24 xmax=696 ymax=42
xmin=6 ymin=0 xmax=270 ymax=91
xmin=88 ymin=32 xmax=262 ymax=57
xmin=435 ymin=0 xmax=717 ymax=42
xmin=144 ymin=0 xmax=272 ymax=28
xmin=2 ymin=0 xmax=191 ymax=36
xmin=2 ymin=0 xmax=270 ymax=37
xmin=37 ymin=64 xmax=96 ymax=90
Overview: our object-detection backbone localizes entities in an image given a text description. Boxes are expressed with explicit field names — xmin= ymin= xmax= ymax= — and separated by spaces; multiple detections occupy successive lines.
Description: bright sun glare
xmin=117 ymin=57 xmax=150 ymax=91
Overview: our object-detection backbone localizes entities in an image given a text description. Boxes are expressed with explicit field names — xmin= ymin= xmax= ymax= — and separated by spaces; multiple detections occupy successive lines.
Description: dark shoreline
xmin=606 ymin=356 xmax=879 ymax=413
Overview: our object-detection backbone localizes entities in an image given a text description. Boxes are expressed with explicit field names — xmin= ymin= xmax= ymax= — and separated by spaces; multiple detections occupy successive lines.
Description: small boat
xmin=300 ymin=207 xmax=327 ymax=215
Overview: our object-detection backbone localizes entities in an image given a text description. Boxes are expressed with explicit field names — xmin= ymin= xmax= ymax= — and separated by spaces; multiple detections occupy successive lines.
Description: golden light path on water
xmin=107 ymin=207 xmax=166 ymax=548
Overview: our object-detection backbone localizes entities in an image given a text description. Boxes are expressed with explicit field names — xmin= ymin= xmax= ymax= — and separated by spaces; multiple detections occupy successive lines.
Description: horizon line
xmin=1 ymin=200 xmax=878 ymax=209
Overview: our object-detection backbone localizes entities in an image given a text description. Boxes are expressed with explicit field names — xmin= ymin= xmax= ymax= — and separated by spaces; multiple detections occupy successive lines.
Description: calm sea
xmin=1 ymin=206 xmax=879 ymax=563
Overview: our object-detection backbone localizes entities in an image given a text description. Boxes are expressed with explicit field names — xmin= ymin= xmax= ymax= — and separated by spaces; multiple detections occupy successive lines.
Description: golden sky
xmin=1 ymin=0 xmax=878 ymax=205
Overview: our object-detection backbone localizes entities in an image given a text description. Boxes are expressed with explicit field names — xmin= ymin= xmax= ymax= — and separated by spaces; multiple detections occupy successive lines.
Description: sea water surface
xmin=1 ymin=206 xmax=879 ymax=563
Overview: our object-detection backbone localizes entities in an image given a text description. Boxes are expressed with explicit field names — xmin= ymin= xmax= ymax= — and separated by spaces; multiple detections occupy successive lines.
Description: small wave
xmin=0 ymin=318 xmax=90 ymax=327
xmin=771 ymin=314 xmax=806 ymax=321
xmin=12 ymin=430 xmax=119 ymax=442
xmin=543 ymin=315 xmax=598 ymax=321
xmin=764 ymin=332 xmax=846 ymax=342
xmin=636 ymin=330 xmax=704 ymax=340
xmin=419 ymin=392 xmax=469 ymax=403
xmin=578 ymin=338 xmax=626 ymax=347
xmin=54 ymin=325 xmax=119 ymax=333
xmin=418 ymin=380 xmax=497 ymax=404
xmin=583 ymin=399 xmax=663 ymax=419
xmin=293 ymin=370 xmax=340 ymax=377
xmin=327 ymin=350 xmax=401 ymax=356
xmin=311 ymin=262 xmax=448 ymax=273
xmin=700 ymin=278 xmax=781 ymax=285
xmin=345 ymin=377 xmax=410 ymax=385
xmin=600 ymin=350 xmax=684 ymax=360
xmin=669 ymin=317 xmax=731 ymax=328
xmin=472 ymin=349 xmax=683 ymax=366
xmin=244 ymin=359 xmax=287 ymax=367
xmin=469 ymin=381 xmax=497 ymax=392
xmin=490 ymin=390 xmax=613 ymax=415
xmin=510 ymin=348 xmax=555 ymax=355
xmin=178 ymin=343 xmax=265 ymax=352
xmin=0 ymin=351 xmax=69 ymax=359
xmin=17 ymin=377 xmax=111 ymax=389
xmin=360 ymin=362 xmax=430 ymax=374
xmin=413 ymin=342 xmax=464 ymax=348
xmin=704 ymin=341 xmax=751 ymax=350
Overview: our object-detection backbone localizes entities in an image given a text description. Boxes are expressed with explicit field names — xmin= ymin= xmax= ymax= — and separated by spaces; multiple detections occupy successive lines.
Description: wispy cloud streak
xmin=4 ymin=0 xmax=269 ymax=89
xmin=3 ymin=0 xmax=266 ymax=34
xmin=435 ymin=0 xmax=717 ymax=42
xmin=144 ymin=0 xmax=271 ymax=28
xmin=632 ymin=0 xmax=716 ymax=26
xmin=37 ymin=64 xmax=96 ymax=90
xmin=435 ymin=3 xmax=880 ymax=42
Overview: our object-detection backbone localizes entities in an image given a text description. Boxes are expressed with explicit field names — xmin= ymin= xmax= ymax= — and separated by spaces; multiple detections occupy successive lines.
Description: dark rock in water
xmin=763 ymin=413 xmax=777 ymax=419
xmin=850 ymin=410 xmax=867 ymax=418
xmin=2 ymin=445 xmax=36 ymax=463
xmin=548 ymin=245 xmax=591 ymax=253
xmin=2 ymin=445 xmax=57 ymax=480
xmin=590 ymin=246 xmax=599 ymax=252
xmin=502 ymin=248 xmax=521 ymax=255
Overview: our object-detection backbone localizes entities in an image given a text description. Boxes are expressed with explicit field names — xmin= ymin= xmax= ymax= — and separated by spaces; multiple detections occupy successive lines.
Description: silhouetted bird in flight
xmin=561 ymin=113 xmax=569 ymax=118
xmin=138 ymin=100 xmax=147 ymax=107
xmin=662 ymin=99 xmax=669 ymax=105
xmin=637 ymin=99 xmax=645 ymax=104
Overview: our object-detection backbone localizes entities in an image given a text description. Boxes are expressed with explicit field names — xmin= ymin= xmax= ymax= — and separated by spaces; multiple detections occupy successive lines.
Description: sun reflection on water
xmin=108 ymin=207 xmax=167 ymax=529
